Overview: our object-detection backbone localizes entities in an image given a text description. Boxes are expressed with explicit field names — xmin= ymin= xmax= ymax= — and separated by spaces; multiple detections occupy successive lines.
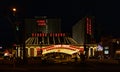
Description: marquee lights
xmin=41 ymin=45 xmax=84 ymax=51
xmin=32 ymin=33 xmax=66 ymax=37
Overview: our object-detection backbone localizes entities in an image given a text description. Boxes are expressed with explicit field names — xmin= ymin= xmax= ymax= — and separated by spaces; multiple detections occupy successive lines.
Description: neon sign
xmin=43 ymin=45 xmax=84 ymax=51
xmin=86 ymin=17 xmax=92 ymax=35
xmin=32 ymin=33 xmax=66 ymax=37
xmin=36 ymin=20 xmax=46 ymax=26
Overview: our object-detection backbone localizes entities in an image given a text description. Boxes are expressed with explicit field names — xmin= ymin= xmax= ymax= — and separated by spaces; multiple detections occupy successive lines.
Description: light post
xmin=12 ymin=8 xmax=16 ymax=12
xmin=12 ymin=8 xmax=16 ymax=16
xmin=12 ymin=7 xmax=19 ymax=58
xmin=12 ymin=7 xmax=17 ymax=41
xmin=40 ymin=42 xmax=43 ymax=59
xmin=11 ymin=7 xmax=26 ymax=63
xmin=12 ymin=7 xmax=17 ymax=68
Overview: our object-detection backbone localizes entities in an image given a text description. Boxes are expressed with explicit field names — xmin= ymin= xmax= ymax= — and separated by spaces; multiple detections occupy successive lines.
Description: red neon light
xmin=70 ymin=45 xmax=76 ymax=48
xmin=89 ymin=19 xmax=92 ymax=35
xmin=32 ymin=33 xmax=34 ymax=37
xmin=39 ymin=23 xmax=46 ymax=26
xmin=63 ymin=33 xmax=65 ymax=36
xmin=39 ymin=33 xmax=42 ymax=37
xmin=87 ymin=24 xmax=89 ymax=34
xmin=39 ymin=20 xmax=45 ymax=23
xmin=45 ymin=33 xmax=47 ymax=36
xmin=45 ymin=47 xmax=77 ymax=51
xmin=89 ymin=24 xmax=92 ymax=35
xmin=79 ymin=48 xmax=84 ymax=52
xmin=36 ymin=20 xmax=46 ymax=26
xmin=44 ymin=45 xmax=82 ymax=51
xmin=86 ymin=17 xmax=89 ymax=21
xmin=37 ymin=48 xmax=43 ymax=51
xmin=55 ymin=33 xmax=57 ymax=37
xmin=36 ymin=48 xmax=40 ymax=51
xmin=86 ymin=17 xmax=92 ymax=35
xmin=34 ymin=33 xmax=36 ymax=36
xmin=86 ymin=18 xmax=89 ymax=34
xmin=37 ymin=33 xmax=39 ymax=36
xmin=32 ymin=33 xmax=66 ymax=37
xmin=41 ymin=33 xmax=43 ymax=37
xmin=60 ymin=33 xmax=62 ymax=36
xmin=50 ymin=33 xmax=52 ymax=37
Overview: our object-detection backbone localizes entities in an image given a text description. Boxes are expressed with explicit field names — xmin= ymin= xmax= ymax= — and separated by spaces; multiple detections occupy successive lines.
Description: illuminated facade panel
xmin=25 ymin=16 xmax=61 ymax=39
xmin=72 ymin=16 xmax=95 ymax=44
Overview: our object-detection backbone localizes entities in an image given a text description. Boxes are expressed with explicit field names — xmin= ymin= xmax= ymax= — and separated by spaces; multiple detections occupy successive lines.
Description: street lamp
xmin=39 ymin=42 xmax=43 ymax=59
xmin=12 ymin=8 xmax=16 ymax=12
xmin=12 ymin=8 xmax=16 ymax=16
xmin=11 ymin=7 xmax=19 ymax=58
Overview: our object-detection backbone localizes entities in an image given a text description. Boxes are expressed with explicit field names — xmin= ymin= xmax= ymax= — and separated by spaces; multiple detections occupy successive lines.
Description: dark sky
xmin=96 ymin=0 xmax=120 ymax=37
xmin=0 ymin=0 xmax=120 ymax=45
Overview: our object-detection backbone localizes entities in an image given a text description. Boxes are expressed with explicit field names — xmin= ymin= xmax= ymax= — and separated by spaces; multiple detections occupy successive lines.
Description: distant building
xmin=72 ymin=16 xmax=95 ymax=44
xmin=25 ymin=16 xmax=61 ymax=39
xmin=72 ymin=16 xmax=97 ymax=59
xmin=100 ymin=36 xmax=120 ymax=59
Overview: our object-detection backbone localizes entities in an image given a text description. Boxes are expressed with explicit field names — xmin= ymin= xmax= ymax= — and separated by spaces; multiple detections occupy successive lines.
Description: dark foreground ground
xmin=0 ymin=59 xmax=120 ymax=72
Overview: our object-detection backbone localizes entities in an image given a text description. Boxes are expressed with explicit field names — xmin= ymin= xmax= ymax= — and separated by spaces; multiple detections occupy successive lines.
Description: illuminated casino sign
xmin=36 ymin=19 xmax=46 ymax=26
xmin=39 ymin=45 xmax=84 ymax=55
xmin=31 ymin=33 xmax=66 ymax=37
xmin=45 ymin=45 xmax=76 ymax=51
xmin=86 ymin=17 xmax=92 ymax=35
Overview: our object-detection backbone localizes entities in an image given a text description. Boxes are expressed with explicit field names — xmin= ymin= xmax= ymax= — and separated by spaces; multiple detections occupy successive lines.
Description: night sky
xmin=0 ymin=0 xmax=120 ymax=47
xmin=96 ymin=0 xmax=120 ymax=37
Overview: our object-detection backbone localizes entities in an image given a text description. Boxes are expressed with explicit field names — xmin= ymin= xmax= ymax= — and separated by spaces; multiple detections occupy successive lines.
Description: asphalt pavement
xmin=0 ymin=59 xmax=120 ymax=72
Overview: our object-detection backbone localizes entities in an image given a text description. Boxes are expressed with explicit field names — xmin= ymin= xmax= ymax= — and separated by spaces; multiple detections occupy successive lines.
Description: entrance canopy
xmin=42 ymin=45 xmax=84 ymax=55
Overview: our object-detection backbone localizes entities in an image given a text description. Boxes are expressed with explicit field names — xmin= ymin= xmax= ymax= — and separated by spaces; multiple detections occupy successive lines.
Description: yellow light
xmin=13 ymin=8 xmax=16 ymax=12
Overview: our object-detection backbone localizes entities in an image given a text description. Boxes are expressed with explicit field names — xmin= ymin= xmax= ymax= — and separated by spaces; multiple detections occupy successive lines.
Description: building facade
xmin=72 ymin=16 xmax=95 ymax=44
xmin=25 ymin=16 xmax=61 ymax=39
xmin=72 ymin=16 xmax=97 ymax=58
xmin=15 ymin=33 xmax=84 ymax=60
xmin=100 ymin=36 xmax=120 ymax=59
xmin=14 ymin=16 xmax=85 ymax=60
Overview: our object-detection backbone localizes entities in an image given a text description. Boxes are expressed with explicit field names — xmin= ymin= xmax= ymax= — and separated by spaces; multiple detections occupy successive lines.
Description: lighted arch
xmin=42 ymin=48 xmax=79 ymax=55
xmin=42 ymin=45 xmax=84 ymax=55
